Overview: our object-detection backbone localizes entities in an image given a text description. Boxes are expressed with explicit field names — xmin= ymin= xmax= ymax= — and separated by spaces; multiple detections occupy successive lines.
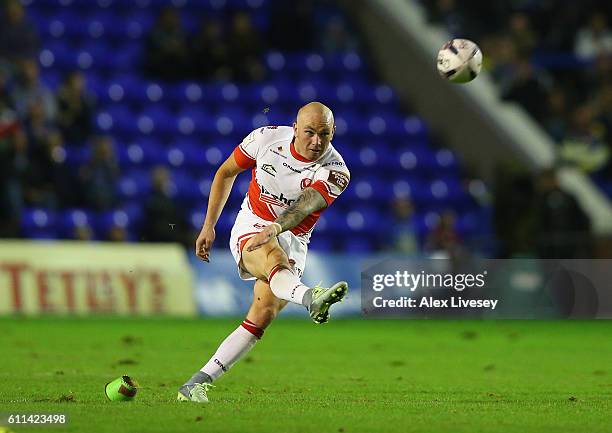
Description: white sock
xmin=268 ymin=265 xmax=311 ymax=306
xmin=200 ymin=319 xmax=262 ymax=381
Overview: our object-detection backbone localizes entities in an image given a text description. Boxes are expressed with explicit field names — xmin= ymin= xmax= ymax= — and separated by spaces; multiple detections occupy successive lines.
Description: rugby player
xmin=178 ymin=102 xmax=350 ymax=403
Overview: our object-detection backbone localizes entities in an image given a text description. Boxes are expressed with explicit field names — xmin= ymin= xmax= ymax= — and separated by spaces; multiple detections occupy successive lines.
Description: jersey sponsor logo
xmin=322 ymin=161 xmax=345 ymax=168
xmin=283 ymin=161 xmax=302 ymax=173
xmin=328 ymin=170 xmax=349 ymax=191
xmin=270 ymin=148 xmax=287 ymax=159
xmin=253 ymin=223 xmax=268 ymax=229
xmin=261 ymin=163 xmax=277 ymax=177
xmin=260 ymin=183 xmax=296 ymax=207
xmin=300 ymin=178 xmax=313 ymax=189
xmin=267 ymin=126 xmax=279 ymax=129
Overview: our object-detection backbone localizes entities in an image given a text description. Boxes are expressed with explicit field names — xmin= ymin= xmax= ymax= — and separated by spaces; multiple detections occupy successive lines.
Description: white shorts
xmin=229 ymin=209 xmax=308 ymax=280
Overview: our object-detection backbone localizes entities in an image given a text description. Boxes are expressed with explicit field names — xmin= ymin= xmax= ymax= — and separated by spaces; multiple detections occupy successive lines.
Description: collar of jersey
xmin=290 ymin=138 xmax=316 ymax=163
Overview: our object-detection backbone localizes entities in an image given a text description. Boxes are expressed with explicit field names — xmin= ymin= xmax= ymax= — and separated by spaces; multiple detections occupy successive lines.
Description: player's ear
xmin=293 ymin=121 xmax=298 ymax=136
xmin=331 ymin=124 xmax=336 ymax=140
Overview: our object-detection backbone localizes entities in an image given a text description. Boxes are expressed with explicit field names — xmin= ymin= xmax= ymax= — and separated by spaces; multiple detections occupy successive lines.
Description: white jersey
xmin=232 ymin=125 xmax=350 ymax=241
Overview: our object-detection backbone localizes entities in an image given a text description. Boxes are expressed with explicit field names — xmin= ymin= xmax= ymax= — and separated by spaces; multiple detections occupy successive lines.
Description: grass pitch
xmin=1 ymin=318 xmax=611 ymax=433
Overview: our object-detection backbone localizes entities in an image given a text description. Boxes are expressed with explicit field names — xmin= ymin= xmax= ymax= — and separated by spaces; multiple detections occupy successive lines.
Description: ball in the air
xmin=437 ymin=38 xmax=482 ymax=83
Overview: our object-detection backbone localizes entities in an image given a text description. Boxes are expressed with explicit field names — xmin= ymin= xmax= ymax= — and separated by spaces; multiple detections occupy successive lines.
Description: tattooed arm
xmin=275 ymin=188 xmax=327 ymax=232
xmin=245 ymin=188 xmax=327 ymax=252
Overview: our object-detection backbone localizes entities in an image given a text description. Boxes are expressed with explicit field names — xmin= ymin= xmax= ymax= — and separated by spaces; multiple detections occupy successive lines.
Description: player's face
xmin=293 ymin=115 xmax=335 ymax=161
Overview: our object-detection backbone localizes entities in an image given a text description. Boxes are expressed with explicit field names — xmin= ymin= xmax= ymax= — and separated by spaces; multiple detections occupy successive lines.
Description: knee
xmin=249 ymin=304 xmax=281 ymax=329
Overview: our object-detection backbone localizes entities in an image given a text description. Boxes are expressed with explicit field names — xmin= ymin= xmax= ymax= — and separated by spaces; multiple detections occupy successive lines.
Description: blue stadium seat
xmin=334 ymin=110 xmax=367 ymax=138
xmin=318 ymin=208 xmax=347 ymax=235
xmin=413 ymin=211 xmax=441 ymax=239
xmin=187 ymin=205 xmax=206 ymax=230
xmin=123 ymin=10 xmax=154 ymax=33
xmin=106 ymin=75 xmax=145 ymax=104
xmin=58 ymin=208 xmax=95 ymax=238
xmin=456 ymin=211 xmax=479 ymax=237
xmin=113 ymin=43 xmax=143 ymax=72
xmin=46 ymin=11 xmax=83 ymax=38
xmin=366 ymin=111 xmax=404 ymax=137
xmin=349 ymin=177 xmax=392 ymax=206
xmin=65 ymin=42 xmax=99 ymax=71
xmin=176 ymin=107 xmax=216 ymax=135
xmin=327 ymin=52 xmax=364 ymax=75
xmin=265 ymin=51 xmax=286 ymax=74
xmin=81 ymin=11 xmax=117 ymax=39
xmin=167 ymin=82 xmax=204 ymax=105
xmin=370 ymin=84 xmax=398 ymax=106
xmin=391 ymin=145 xmax=437 ymax=175
xmin=95 ymin=208 xmax=138 ymax=239
xmin=138 ymin=106 xmax=177 ymax=137
xmin=92 ymin=80 xmax=125 ymax=105
xmin=43 ymin=40 xmax=72 ymax=70
xmin=117 ymin=169 xmax=151 ymax=200
xmin=122 ymin=201 xmax=144 ymax=224
xmin=95 ymin=105 xmax=136 ymax=135
xmin=402 ymin=115 xmax=429 ymax=140
xmin=205 ymin=82 xmax=242 ymax=105
xmin=295 ymin=78 xmax=333 ymax=104
xmin=171 ymin=172 xmax=200 ymax=205
xmin=433 ymin=148 xmax=459 ymax=174
xmin=21 ymin=208 xmax=58 ymax=239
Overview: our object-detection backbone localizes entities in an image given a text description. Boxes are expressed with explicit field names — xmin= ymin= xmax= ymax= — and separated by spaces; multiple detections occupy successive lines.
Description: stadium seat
xmin=58 ymin=208 xmax=95 ymax=238
xmin=117 ymin=169 xmax=151 ymax=200
xmin=176 ymin=107 xmax=216 ymax=135
xmin=95 ymin=208 xmax=137 ymax=239
xmin=167 ymin=82 xmax=205 ymax=106
xmin=21 ymin=208 xmax=58 ymax=239
xmin=138 ymin=106 xmax=177 ymax=137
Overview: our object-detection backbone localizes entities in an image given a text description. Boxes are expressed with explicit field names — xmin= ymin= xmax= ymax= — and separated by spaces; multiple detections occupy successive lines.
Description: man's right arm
xmin=195 ymin=154 xmax=248 ymax=262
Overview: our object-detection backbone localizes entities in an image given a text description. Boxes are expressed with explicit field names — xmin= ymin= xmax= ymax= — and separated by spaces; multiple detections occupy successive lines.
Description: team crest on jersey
xmin=261 ymin=164 xmax=277 ymax=177
xmin=300 ymin=178 xmax=313 ymax=189
xmin=328 ymin=170 xmax=349 ymax=191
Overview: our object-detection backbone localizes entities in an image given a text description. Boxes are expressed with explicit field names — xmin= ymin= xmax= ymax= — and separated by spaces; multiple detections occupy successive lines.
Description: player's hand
xmin=195 ymin=225 xmax=215 ymax=262
xmin=246 ymin=223 xmax=282 ymax=252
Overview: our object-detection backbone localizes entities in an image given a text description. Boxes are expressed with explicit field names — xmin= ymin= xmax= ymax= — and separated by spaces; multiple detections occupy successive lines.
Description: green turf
xmin=1 ymin=318 xmax=611 ymax=433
